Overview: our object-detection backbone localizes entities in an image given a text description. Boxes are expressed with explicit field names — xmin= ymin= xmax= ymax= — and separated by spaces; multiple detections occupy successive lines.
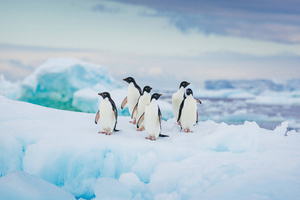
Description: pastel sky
xmin=1 ymin=0 xmax=300 ymax=88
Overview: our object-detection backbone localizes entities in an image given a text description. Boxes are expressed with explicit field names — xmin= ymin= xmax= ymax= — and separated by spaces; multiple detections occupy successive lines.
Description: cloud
xmin=92 ymin=4 xmax=120 ymax=13
xmin=112 ymin=0 xmax=300 ymax=43
xmin=148 ymin=67 xmax=163 ymax=76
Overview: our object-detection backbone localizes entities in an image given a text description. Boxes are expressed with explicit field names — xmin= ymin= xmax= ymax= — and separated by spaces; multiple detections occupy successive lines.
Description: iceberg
xmin=16 ymin=58 xmax=121 ymax=112
xmin=1 ymin=96 xmax=300 ymax=200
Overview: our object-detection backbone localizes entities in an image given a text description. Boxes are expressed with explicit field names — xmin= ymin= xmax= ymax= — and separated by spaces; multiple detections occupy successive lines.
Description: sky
xmin=1 ymin=0 xmax=300 ymax=88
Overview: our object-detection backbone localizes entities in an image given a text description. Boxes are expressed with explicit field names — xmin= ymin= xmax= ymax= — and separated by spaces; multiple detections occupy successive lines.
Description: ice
xmin=0 ymin=171 xmax=75 ymax=200
xmin=72 ymin=88 xmax=100 ymax=113
xmin=247 ymin=91 xmax=300 ymax=105
xmin=94 ymin=177 xmax=132 ymax=200
xmin=205 ymin=79 xmax=300 ymax=93
xmin=1 ymin=58 xmax=122 ymax=112
xmin=1 ymin=94 xmax=300 ymax=199
xmin=0 ymin=74 xmax=21 ymax=99
xmin=194 ymin=79 xmax=300 ymax=102
xmin=119 ymin=173 xmax=146 ymax=195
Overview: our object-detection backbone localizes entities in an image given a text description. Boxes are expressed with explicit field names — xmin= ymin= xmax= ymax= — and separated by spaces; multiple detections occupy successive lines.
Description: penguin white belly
xmin=172 ymin=89 xmax=184 ymax=120
xmin=180 ymin=97 xmax=197 ymax=129
xmin=127 ymin=83 xmax=140 ymax=117
xmin=136 ymin=93 xmax=151 ymax=128
xmin=144 ymin=102 xmax=160 ymax=138
xmin=99 ymin=99 xmax=116 ymax=133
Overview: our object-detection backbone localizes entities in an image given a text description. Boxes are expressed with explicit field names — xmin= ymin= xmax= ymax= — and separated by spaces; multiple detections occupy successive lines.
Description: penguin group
xmin=95 ymin=77 xmax=202 ymax=140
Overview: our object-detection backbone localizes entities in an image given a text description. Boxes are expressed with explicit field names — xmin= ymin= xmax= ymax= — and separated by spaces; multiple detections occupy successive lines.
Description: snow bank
xmin=1 ymin=96 xmax=300 ymax=199
xmin=0 ymin=171 xmax=75 ymax=200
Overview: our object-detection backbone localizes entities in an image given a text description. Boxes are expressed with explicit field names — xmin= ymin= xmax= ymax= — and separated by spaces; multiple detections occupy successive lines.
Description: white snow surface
xmin=1 ymin=96 xmax=300 ymax=200
xmin=0 ymin=171 xmax=75 ymax=200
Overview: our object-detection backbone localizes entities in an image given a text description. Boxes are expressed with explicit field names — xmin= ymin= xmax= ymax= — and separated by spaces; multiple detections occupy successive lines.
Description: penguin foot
xmin=184 ymin=129 xmax=193 ymax=133
xmin=177 ymin=121 xmax=181 ymax=126
xmin=137 ymin=128 xmax=143 ymax=131
xmin=99 ymin=131 xmax=106 ymax=134
xmin=106 ymin=132 xmax=112 ymax=135
xmin=133 ymin=119 xmax=137 ymax=125
xmin=145 ymin=136 xmax=156 ymax=141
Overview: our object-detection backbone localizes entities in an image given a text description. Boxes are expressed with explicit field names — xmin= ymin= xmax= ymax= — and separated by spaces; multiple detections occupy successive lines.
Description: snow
xmin=0 ymin=171 xmax=75 ymax=200
xmin=1 ymin=96 xmax=300 ymax=200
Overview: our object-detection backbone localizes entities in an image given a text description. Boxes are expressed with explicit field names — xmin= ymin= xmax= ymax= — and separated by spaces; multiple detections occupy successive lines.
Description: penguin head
xmin=98 ymin=92 xmax=111 ymax=99
xmin=151 ymin=93 xmax=162 ymax=101
xmin=143 ymin=86 xmax=152 ymax=94
xmin=123 ymin=77 xmax=136 ymax=84
xmin=186 ymin=88 xmax=193 ymax=96
xmin=179 ymin=81 xmax=190 ymax=89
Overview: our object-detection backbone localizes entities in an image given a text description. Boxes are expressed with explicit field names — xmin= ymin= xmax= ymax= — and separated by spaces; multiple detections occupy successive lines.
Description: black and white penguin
xmin=121 ymin=77 xmax=142 ymax=124
xmin=177 ymin=88 xmax=202 ymax=133
xmin=95 ymin=92 xmax=118 ymax=135
xmin=132 ymin=86 xmax=152 ymax=131
xmin=172 ymin=81 xmax=190 ymax=124
xmin=137 ymin=93 xmax=167 ymax=140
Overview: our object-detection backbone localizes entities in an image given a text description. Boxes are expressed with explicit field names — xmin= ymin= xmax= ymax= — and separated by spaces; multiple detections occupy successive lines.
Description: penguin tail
xmin=159 ymin=133 xmax=169 ymax=137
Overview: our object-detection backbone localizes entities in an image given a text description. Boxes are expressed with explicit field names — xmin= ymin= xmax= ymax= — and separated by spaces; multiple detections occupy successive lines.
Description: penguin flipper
xmin=158 ymin=106 xmax=162 ymax=130
xmin=95 ymin=110 xmax=100 ymax=124
xmin=137 ymin=113 xmax=145 ymax=129
xmin=177 ymin=99 xmax=185 ymax=122
xmin=131 ymin=103 xmax=138 ymax=119
xmin=195 ymin=98 xmax=202 ymax=104
xmin=121 ymin=97 xmax=127 ymax=109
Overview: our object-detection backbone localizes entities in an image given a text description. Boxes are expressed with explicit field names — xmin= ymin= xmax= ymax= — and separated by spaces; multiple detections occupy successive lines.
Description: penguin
xmin=137 ymin=93 xmax=163 ymax=140
xmin=177 ymin=88 xmax=202 ymax=133
xmin=132 ymin=86 xmax=152 ymax=131
xmin=121 ymin=77 xmax=142 ymax=124
xmin=172 ymin=81 xmax=190 ymax=125
xmin=95 ymin=92 xmax=119 ymax=135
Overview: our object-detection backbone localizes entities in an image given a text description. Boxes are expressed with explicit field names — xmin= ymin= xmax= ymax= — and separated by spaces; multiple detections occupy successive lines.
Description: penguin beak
xmin=187 ymin=82 xmax=190 ymax=85
xmin=159 ymin=94 xmax=162 ymax=96
xmin=98 ymin=93 xmax=102 ymax=96
xmin=150 ymin=87 xmax=153 ymax=90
